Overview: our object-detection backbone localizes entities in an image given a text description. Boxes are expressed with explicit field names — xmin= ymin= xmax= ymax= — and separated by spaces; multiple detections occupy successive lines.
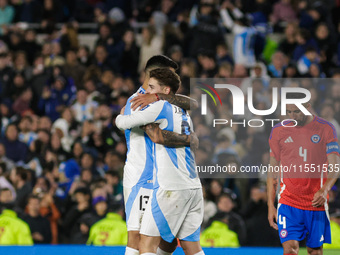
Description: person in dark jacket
xmin=1 ymin=124 xmax=28 ymax=163
xmin=23 ymin=195 xmax=52 ymax=244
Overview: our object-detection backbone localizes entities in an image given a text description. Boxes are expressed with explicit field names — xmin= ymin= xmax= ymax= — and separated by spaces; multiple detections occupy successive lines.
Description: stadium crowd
xmin=0 ymin=0 xmax=340 ymax=247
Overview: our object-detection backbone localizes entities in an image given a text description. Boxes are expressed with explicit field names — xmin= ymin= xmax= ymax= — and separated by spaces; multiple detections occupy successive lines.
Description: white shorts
xmin=140 ymin=188 xmax=203 ymax=243
xmin=124 ymin=186 xmax=152 ymax=231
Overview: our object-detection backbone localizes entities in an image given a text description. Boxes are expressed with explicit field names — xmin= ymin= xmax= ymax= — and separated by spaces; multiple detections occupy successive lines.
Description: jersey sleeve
xmin=269 ymin=125 xmax=281 ymax=162
xmin=116 ymin=101 xmax=165 ymax=130
xmin=325 ymin=122 xmax=340 ymax=156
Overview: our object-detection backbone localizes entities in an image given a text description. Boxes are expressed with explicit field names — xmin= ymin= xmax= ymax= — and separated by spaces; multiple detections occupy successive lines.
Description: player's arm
xmin=267 ymin=156 xmax=280 ymax=230
xmin=130 ymin=93 xmax=198 ymax=111
xmin=312 ymin=153 xmax=340 ymax=207
xmin=115 ymin=103 xmax=162 ymax=130
xmin=140 ymin=123 xmax=199 ymax=150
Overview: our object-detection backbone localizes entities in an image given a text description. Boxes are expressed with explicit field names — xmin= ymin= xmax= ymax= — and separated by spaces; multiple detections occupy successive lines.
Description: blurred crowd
xmin=0 ymin=0 xmax=340 ymax=247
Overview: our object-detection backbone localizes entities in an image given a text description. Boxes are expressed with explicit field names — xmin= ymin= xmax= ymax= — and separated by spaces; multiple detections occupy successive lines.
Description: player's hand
xmin=312 ymin=188 xmax=327 ymax=207
xmin=268 ymin=205 xmax=278 ymax=230
xmin=120 ymin=105 xmax=126 ymax=115
xmin=32 ymin=232 xmax=44 ymax=241
xmin=130 ymin=94 xmax=158 ymax=111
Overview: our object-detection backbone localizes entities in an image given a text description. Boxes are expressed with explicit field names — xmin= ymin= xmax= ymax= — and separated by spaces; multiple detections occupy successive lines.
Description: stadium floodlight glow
xmin=201 ymin=85 xmax=312 ymax=116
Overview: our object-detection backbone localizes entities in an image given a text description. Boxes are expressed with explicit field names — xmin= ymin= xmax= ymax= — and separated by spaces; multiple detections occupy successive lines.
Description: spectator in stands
xmin=62 ymin=187 xmax=91 ymax=243
xmin=50 ymin=133 xmax=69 ymax=163
xmin=5 ymin=72 xmax=28 ymax=101
xmin=0 ymin=52 xmax=13 ymax=97
xmin=270 ymin=0 xmax=297 ymax=32
xmin=187 ymin=0 xmax=224 ymax=58
xmin=0 ymin=187 xmax=14 ymax=211
xmin=38 ymin=75 xmax=76 ymax=121
xmin=138 ymin=25 xmax=163 ymax=72
xmin=267 ymin=51 xmax=286 ymax=78
xmin=202 ymin=185 xmax=217 ymax=229
xmin=278 ymin=22 xmax=298 ymax=59
xmin=0 ymin=0 xmax=15 ymax=35
xmin=18 ymin=0 xmax=43 ymax=23
xmin=51 ymin=107 xmax=75 ymax=153
xmin=103 ymin=151 xmax=124 ymax=173
xmin=64 ymin=50 xmax=86 ymax=89
xmin=12 ymin=87 xmax=33 ymax=115
xmin=314 ymin=22 xmax=336 ymax=73
xmin=10 ymin=166 xmax=32 ymax=210
xmin=241 ymin=184 xmax=281 ymax=246
xmin=1 ymin=124 xmax=28 ymax=163
xmin=93 ymin=44 xmax=113 ymax=72
xmin=120 ymin=29 xmax=140 ymax=78
xmin=77 ymin=45 xmax=91 ymax=67
xmin=0 ymin=142 xmax=15 ymax=171
xmin=197 ymin=50 xmax=218 ymax=77
xmin=23 ymin=195 xmax=52 ymax=244
xmin=41 ymin=0 xmax=63 ymax=26
xmin=292 ymin=28 xmax=318 ymax=62
xmin=39 ymin=192 xmax=61 ymax=244
xmin=72 ymin=89 xmax=97 ymax=122
xmin=297 ymin=47 xmax=319 ymax=75
xmin=208 ymin=193 xmax=247 ymax=246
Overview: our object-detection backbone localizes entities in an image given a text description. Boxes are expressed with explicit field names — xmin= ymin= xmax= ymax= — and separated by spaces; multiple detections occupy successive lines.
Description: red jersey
xmin=269 ymin=116 xmax=340 ymax=211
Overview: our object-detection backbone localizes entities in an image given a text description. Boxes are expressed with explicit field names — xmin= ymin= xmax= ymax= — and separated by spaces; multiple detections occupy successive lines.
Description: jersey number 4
xmin=278 ymin=215 xmax=287 ymax=229
xmin=299 ymin=146 xmax=307 ymax=162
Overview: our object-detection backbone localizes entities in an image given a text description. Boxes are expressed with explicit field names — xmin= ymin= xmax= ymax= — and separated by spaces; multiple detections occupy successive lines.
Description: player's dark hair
xmin=149 ymin=68 xmax=180 ymax=93
xmin=145 ymin=55 xmax=178 ymax=72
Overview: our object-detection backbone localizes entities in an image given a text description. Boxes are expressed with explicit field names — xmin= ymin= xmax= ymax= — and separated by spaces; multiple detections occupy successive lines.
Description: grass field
xmin=299 ymin=248 xmax=340 ymax=255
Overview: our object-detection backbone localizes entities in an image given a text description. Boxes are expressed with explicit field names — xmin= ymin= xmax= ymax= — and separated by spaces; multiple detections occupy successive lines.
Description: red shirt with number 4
xmin=269 ymin=116 xmax=340 ymax=211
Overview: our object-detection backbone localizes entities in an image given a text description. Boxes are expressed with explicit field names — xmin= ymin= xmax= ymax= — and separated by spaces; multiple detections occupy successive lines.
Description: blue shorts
xmin=277 ymin=204 xmax=331 ymax=248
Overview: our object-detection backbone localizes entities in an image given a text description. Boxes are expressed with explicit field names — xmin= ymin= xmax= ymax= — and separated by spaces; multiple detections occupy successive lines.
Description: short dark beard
xmin=296 ymin=116 xmax=307 ymax=126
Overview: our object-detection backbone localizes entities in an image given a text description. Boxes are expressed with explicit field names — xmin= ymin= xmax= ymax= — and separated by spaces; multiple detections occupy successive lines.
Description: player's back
xmin=154 ymin=102 xmax=201 ymax=190
xmin=123 ymin=87 xmax=153 ymax=189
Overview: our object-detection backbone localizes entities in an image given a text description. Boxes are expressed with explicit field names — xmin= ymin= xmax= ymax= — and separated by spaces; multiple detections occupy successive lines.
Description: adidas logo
xmin=320 ymin=235 xmax=324 ymax=242
xmin=284 ymin=137 xmax=294 ymax=143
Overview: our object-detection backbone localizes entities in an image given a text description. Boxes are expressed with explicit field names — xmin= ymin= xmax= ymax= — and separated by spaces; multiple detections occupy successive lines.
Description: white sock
xmin=156 ymin=247 xmax=172 ymax=255
xmin=125 ymin=247 xmax=139 ymax=255
xmin=194 ymin=251 xmax=205 ymax=255
xmin=140 ymin=253 xmax=156 ymax=255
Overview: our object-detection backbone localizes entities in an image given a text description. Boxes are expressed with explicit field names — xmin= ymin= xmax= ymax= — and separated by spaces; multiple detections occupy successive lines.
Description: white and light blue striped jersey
xmin=116 ymin=100 xmax=201 ymax=191
xmin=117 ymin=86 xmax=153 ymax=190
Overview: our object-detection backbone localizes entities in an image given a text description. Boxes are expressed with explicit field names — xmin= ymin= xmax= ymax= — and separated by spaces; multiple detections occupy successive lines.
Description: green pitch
xmin=300 ymin=249 xmax=340 ymax=255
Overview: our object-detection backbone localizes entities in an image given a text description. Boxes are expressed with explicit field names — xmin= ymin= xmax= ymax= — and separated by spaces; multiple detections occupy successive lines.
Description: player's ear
xmin=163 ymin=86 xmax=170 ymax=95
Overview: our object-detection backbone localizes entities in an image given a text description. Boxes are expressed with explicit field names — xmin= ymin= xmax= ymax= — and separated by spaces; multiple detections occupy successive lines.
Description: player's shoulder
xmin=314 ymin=116 xmax=336 ymax=132
xmin=269 ymin=121 xmax=292 ymax=138
xmin=314 ymin=116 xmax=333 ymax=126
